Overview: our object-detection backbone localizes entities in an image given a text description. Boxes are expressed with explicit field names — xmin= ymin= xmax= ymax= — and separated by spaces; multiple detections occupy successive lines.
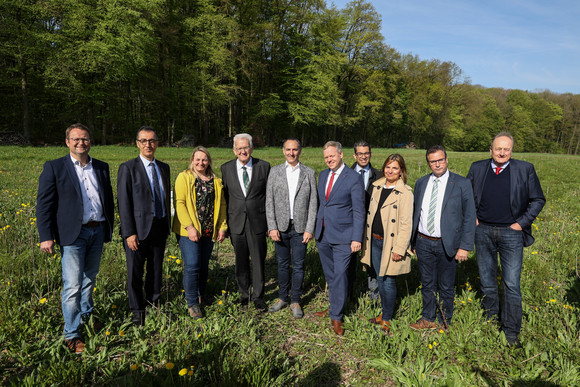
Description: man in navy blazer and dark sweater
xmin=37 ymin=123 xmax=114 ymax=354
xmin=315 ymin=141 xmax=365 ymax=335
xmin=467 ymin=132 xmax=545 ymax=348
xmin=411 ymin=145 xmax=476 ymax=331
xmin=118 ymin=127 xmax=171 ymax=326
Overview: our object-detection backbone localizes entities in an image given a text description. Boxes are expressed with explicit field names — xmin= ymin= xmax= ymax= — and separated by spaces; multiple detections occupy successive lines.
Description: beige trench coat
xmin=361 ymin=177 xmax=413 ymax=277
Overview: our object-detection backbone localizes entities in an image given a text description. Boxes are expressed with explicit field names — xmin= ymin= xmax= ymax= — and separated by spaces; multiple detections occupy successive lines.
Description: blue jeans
xmin=371 ymin=237 xmax=397 ymax=321
xmin=275 ymin=224 xmax=306 ymax=303
xmin=179 ymin=236 xmax=214 ymax=307
xmin=61 ymin=223 xmax=105 ymax=340
xmin=415 ymin=234 xmax=457 ymax=326
xmin=475 ymin=224 xmax=524 ymax=338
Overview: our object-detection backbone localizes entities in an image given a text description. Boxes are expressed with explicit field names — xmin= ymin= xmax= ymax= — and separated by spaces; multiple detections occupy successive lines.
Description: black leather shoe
xmin=131 ymin=311 xmax=145 ymax=327
xmin=506 ymin=336 xmax=522 ymax=349
xmin=253 ymin=299 xmax=267 ymax=311
xmin=236 ymin=297 xmax=250 ymax=306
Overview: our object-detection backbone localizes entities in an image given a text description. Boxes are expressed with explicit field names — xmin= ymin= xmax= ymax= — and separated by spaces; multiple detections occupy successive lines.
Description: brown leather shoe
xmin=314 ymin=309 xmax=329 ymax=317
xmin=64 ymin=338 xmax=85 ymax=354
xmin=369 ymin=313 xmax=383 ymax=324
xmin=381 ymin=320 xmax=391 ymax=332
xmin=331 ymin=319 xmax=344 ymax=335
xmin=410 ymin=318 xmax=439 ymax=330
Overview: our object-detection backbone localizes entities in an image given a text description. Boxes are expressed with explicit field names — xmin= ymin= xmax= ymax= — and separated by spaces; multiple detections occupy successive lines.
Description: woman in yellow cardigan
xmin=173 ymin=146 xmax=227 ymax=319
xmin=361 ymin=154 xmax=413 ymax=333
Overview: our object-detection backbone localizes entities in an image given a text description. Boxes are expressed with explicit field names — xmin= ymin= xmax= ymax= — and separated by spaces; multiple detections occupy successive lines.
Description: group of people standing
xmin=37 ymin=123 xmax=545 ymax=354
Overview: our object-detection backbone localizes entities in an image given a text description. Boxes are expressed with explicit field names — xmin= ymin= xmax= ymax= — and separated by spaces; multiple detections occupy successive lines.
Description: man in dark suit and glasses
xmin=410 ymin=145 xmax=476 ymax=331
xmin=221 ymin=133 xmax=271 ymax=311
xmin=37 ymin=123 xmax=115 ymax=354
xmin=349 ymin=140 xmax=381 ymax=301
xmin=467 ymin=132 xmax=545 ymax=348
xmin=117 ymin=126 xmax=171 ymax=326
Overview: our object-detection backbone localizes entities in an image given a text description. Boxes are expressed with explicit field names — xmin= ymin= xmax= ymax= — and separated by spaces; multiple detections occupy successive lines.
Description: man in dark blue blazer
xmin=467 ymin=132 xmax=545 ymax=348
xmin=37 ymin=123 xmax=114 ymax=353
xmin=117 ymin=127 xmax=171 ymax=326
xmin=315 ymin=141 xmax=365 ymax=335
xmin=411 ymin=145 xmax=476 ymax=330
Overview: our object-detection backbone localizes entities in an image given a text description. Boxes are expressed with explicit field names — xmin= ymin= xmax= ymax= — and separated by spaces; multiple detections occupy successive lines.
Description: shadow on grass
xmin=296 ymin=362 xmax=342 ymax=386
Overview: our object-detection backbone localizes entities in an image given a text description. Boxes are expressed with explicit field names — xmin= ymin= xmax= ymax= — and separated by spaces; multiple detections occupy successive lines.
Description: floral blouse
xmin=195 ymin=177 xmax=215 ymax=238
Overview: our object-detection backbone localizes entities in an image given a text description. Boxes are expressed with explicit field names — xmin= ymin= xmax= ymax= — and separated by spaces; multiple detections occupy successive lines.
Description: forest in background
xmin=2 ymin=0 xmax=580 ymax=153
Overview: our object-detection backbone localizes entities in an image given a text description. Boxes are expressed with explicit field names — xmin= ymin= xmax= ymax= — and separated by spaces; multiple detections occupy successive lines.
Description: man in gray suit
xmin=266 ymin=138 xmax=318 ymax=318
xmin=410 ymin=145 xmax=476 ymax=330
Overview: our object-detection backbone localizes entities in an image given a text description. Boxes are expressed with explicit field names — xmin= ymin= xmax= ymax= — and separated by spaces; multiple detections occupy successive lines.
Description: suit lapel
xmin=441 ymin=172 xmax=456 ymax=211
xmin=63 ymin=155 xmax=83 ymax=199
xmin=294 ymin=164 xmax=306 ymax=195
xmin=136 ymin=157 xmax=154 ymax=199
xmin=327 ymin=168 xmax=347 ymax=201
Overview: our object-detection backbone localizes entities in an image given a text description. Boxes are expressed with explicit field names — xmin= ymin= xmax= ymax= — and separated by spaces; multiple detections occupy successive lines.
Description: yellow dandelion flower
xmin=531 ymin=251 xmax=538 ymax=255
xmin=433 ymin=341 xmax=438 ymax=347
xmin=429 ymin=344 xmax=433 ymax=349
xmin=112 ymin=305 xmax=117 ymax=309
xmin=197 ymin=334 xmax=201 ymax=338
xmin=439 ymin=329 xmax=445 ymax=334
xmin=461 ymin=300 xmax=466 ymax=304
xmin=176 ymin=259 xmax=181 ymax=264
xmin=468 ymin=298 xmax=473 ymax=302
xmin=130 ymin=364 xmax=138 ymax=371
xmin=106 ymin=331 xmax=111 ymax=335
xmin=218 ymin=300 xmax=222 ymax=305
xmin=549 ymin=286 xmax=553 ymax=290
xmin=221 ymin=290 xmax=226 ymax=294
xmin=165 ymin=362 xmax=175 ymax=370
xmin=119 ymin=330 xmax=125 ymax=336
xmin=40 ymin=297 xmax=47 ymax=304
xmin=188 ymin=370 xmax=194 ymax=376
xmin=550 ymin=299 xmax=556 ymax=303
xmin=179 ymin=368 xmax=187 ymax=376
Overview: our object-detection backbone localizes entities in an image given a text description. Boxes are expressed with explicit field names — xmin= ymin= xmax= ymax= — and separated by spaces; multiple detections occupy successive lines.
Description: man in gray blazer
xmin=411 ymin=145 xmax=476 ymax=330
xmin=266 ymin=138 xmax=318 ymax=318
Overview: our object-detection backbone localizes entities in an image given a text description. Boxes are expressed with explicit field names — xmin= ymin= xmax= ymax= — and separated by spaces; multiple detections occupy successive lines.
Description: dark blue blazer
xmin=315 ymin=165 xmax=365 ymax=244
xmin=36 ymin=155 xmax=114 ymax=246
xmin=467 ymin=159 xmax=545 ymax=247
xmin=412 ymin=171 xmax=476 ymax=257
xmin=117 ymin=157 xmax=171 ymax=240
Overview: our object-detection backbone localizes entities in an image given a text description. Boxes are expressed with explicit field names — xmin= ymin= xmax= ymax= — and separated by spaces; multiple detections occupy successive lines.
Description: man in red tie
xmin=467 ymin=132 xmax=545 ymax=348
xmin=314 ymin=141 xmax=365 ymax=335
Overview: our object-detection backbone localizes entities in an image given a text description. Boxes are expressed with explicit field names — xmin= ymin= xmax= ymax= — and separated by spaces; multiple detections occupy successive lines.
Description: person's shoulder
xmin=271 ymin=163 xmax=285 ymax=172
xmin=91 ymin=157 xmax=110 ymax=168
xmin=156 ymin=158 xmax=170 ymax=168
xmin=119 ymin=157 xmax=139 ymax=168
xmin=509 ymin=159 xmax=534 ymax=169
xmin=253 ymin=158 xmax=270 ymax=168
xmin=300 ymin=163 xmax=315 ymax=174
xmin=449 ymin=171 xmax=470 ymax=183
xmin=416 ymin=174 xmax=430 ymax=184
xmin=470 ymin=159 xmax=490 ymax=169
xmin=221 ymin=159 xmax=236 ymax=170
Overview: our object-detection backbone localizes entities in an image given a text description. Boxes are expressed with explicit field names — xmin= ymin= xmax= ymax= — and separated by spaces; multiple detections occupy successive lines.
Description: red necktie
xmin=495 ymin=167 xmax=501 ymax=175
xmin=325 ymin=172 xmax=335 ymax=201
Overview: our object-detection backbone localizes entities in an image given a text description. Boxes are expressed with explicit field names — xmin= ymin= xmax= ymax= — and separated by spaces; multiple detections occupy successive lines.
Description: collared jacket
xmin=172 ymin=170 xmax=228 ymax=241
xmin=361 ymin=177 xmax=413 ymax=277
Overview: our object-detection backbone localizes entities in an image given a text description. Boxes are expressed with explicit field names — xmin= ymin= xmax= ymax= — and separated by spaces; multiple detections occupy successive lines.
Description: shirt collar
xmin=431 ymin=169 xmax=449 ymax=182
xmin=237 ymin=157 xmax=253 ymax=170
xmin=139 ymin=154 xmax=156 ymax=167
xmin=285 ymin=161 xmax=300 ymax=171
xmin=70 ymin=154 xmax=92 ymax=166
xmin=354 ymin=164 xmax=370 ymax=173
xmin=331 ymin=162 xmax=346 ymax=176
xmin=491 ymin=160 xmax=510 ymax=170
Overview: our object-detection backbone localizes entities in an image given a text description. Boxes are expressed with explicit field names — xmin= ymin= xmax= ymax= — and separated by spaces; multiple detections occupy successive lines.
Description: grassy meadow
xmin=0 ymin=144 xmax=579 ymax=386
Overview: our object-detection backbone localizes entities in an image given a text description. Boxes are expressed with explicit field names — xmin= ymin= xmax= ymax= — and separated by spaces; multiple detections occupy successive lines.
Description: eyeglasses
xmin=137 ymin=139 xmax=158 ymax=145
xmin=68 ymin=137 xmax=90 ymax=143
xmin=428 ymin=158 xmax=447 ymax=165
xmin=235 ymin=146 xmax=251 ymax=152
xmin=355 ymin=152 xmax=371 ymax=157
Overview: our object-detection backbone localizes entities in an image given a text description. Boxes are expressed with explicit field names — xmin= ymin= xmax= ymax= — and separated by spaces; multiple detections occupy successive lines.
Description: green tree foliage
xmin=0 ymin=0 xmax=578 ymax=152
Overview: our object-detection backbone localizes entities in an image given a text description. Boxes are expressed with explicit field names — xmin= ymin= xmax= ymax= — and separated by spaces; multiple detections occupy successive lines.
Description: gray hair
xmin=491 ymin=132 xmax=514 ymax=148
xmin=233 ymin=133 xmax=253 ymax=149
xmin=323 ymin=141 xmax=342 ymax=153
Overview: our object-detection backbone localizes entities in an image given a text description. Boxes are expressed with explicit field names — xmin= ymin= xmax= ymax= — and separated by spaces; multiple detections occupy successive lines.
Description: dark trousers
xmin=415 ymin=234 xmax=457 ymax=326
xmin=274 ymin=223 xmax=306 ymax=303
xmin=124 ymin=219 xmax=168 ymax=313
xmin=230 ymin=217 xmax=267 ymax=300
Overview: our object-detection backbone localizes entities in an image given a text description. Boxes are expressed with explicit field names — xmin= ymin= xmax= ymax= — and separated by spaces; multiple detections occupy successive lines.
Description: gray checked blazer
xmin=265 ymin=162 xmax=318 ymax=234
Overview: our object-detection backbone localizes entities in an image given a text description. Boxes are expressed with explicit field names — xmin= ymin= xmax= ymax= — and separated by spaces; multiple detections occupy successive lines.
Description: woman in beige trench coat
xmin=361 ymin=154 xmax=413 ymax=333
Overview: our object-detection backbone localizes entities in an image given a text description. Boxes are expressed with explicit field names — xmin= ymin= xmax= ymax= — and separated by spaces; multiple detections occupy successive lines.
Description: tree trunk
xmin=20 ymin=67 xmax=30 ymax=140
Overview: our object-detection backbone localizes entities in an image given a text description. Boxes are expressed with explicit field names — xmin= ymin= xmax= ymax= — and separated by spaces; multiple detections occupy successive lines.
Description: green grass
xmin=0 ymin=145 xmax=579 ymax=385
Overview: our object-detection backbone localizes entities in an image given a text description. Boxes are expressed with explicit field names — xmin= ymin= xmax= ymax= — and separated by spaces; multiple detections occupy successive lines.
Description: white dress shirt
xmin=491 ymin=160 xmax=510 ymax=174
xmin=285 ymin=162 xmax=301 ymax=219
xmin=418 ymin=169 xmax=450 ymax=238
xmin=354 ymin=164 xmax=371 ymax=189
xmin=236 ymin=158 xmax=253 ymax=197
xmin=325 ymin=163 xmax=346 ymax=196
xmin=70 ymin=155 xmax=105 ymax=224
xmin=139 ymin=155 xmax=166 ymax=217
